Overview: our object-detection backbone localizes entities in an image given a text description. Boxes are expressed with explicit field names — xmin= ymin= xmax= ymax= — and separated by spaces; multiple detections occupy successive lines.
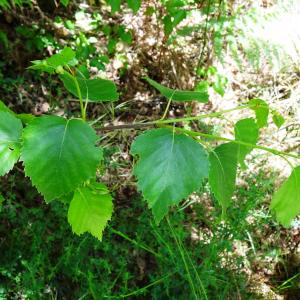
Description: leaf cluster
xmin=0 ymin=43 xmax=299 ymax=242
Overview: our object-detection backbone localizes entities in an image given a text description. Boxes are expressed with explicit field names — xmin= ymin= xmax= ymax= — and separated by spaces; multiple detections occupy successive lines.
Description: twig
xmin=98 ymin=123 xmax=152 ymax=131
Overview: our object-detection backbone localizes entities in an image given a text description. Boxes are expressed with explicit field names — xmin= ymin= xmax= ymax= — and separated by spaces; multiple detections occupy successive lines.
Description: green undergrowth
xmin=0 ymin=168 xmax=284 ymax=299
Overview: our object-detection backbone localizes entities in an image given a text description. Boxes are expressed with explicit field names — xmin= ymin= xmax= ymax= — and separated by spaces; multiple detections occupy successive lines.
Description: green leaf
xmin=107 ymin=0 xmax=121 ymax=13
xmin=270 ymin=166 xmax=300 ymax=227
xmin=0 ymin=101 xmax=35 ymax=124
xmin=58 ymin=192 xmax=74 ymax=205
xmin=60 ymin=0 xmax=70 ymax=7
xmin=90 ymin=58 xmax=106 ymax=71
xmin=131 ymin=128 xmax=209 ymax=223
xmin=76 ymin=65 xmax=90 ymax=79
xmin=117 ymin=26 xmax=132 ymax=44
xmin=144 ymin=77 xmax=209 ymax=103
xmin=127 ymin=0 xmax=141 ymax=13
xmin=68 ymin=182 xmax=113 ymax=240
xmin=195 ymin=81 xmax=209 ymax=94
xmin=0 ymin=100 xmax=13 ymax=114
xmin=107 ymin=37 xmax=117 ymax=54
xmin=60 ymin=72 xmax=118 ymax=102
xmin=234 ymin=118 xmax=259 ymax=168
xmin=165 ymin=0 xmax=185 ymax=11
xmin=249 ymin=99 xmax=269 ymax=128
xmin=212 ymin=74 xmax=228 ymax=97
xmin=29 ymin=47 xmax=76 ymax=74
xmin=44 ymin=47 xmax=75 ymax=68
xmin=21 ymin=116 xmax=102 ymax=201
xmin=209 ymin=143 xmax=238 ymax=210
xmin=29 ymin=61 xmax=55 ymax=74
xmin=0 ymin=0 xmax=10 ymax=9
xmin=16 ymin=113 xmax=36 ymax=125
xmin=272 ymin=111 xmax=285 ymax=128
xmin=163 ymin=10 xmax=187 ymax=36
xmin=163 ymin=15 xmax=173 ymax=36
xmin=0 ymin=112 xmax=23 ymax=176
xmin=170 ymin=10 xmax=187 ymax=27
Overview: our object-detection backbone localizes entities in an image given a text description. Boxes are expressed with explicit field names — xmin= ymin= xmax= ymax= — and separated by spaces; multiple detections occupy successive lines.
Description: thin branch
xmin=167 ymin=125 xmax=300 ymax=160
xmin=96 ymin=104 xmax=253 ymax=130
xmin=98 ymin=123 xmax=152 ymax=131
xmin=95 ymin=102 xmax=300 ymax=160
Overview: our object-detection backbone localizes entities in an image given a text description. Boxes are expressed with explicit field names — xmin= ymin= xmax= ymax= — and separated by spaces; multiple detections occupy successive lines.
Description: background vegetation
xmin=0 ymin=0 xmax=299 ymax=299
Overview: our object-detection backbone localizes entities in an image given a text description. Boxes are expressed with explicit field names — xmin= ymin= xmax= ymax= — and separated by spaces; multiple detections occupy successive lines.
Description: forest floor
xmin=0 ymin=1 xmax=299 ymax=299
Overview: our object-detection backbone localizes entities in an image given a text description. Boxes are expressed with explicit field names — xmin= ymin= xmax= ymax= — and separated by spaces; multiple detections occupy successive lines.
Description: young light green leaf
xmin=195 ymin=81 xmax=209 ymax=94
xmin=145 ymin=77 xmax=208 ymax=103
xmin=0 ymin=112 xmax=23 ymax=176
xmin=270 ymin=166 xmax=300 ymax=227
xmin=68 ymin=182 xmax=113 ymax=240
xmin=60 ymin=72 xmax=119 ymax=102
xmin=272 ymin=111 xmax=285 ymax=128
xmin=131 ymin=128 xmax=209 ymax=223
xmin=29 ymin=47 xmax=76 ymax=74
xmin=21 ymin=116 xmax=102 ymax=201
xmin=209 ymin=143 xmax=238 ymax=210
xmin=249 ymin=99 xmax=269 ymax=128
xmin=234 ymin=118 xmax=259 ymax=168
xmin=127 ymin=0 xmax=141 ymax=13
xmin=29 ymin=61 xmax=55 ymax=74
xmin=212 ymin=74 xmax=228 ymax=97
xmin=42 ymin=47 xmax=75 ymax=68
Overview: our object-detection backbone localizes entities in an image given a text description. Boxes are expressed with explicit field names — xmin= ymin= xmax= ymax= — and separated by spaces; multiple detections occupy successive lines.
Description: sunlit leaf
xmin=0 ymin=112 xmax=23 ymax=176
xmin=209 ymin=143 xmax=238 ymax=210
xmin=234 ymin=118 xmax=259 ymax=168
xmin=21 ymin=116 xmax=102 ymax=201
xmin=68 ymin=182 xmax=113 ymax=240
xmin=29 ymin=47 xmax=76 ymax=74
xmin=249 ymin=99 xmax=269 ymax=128
xmin=270 ymin=166 xmax=300 ymax=227
xmin=16 ymin=113 xmax=36 ymax=125
xmin=131 ymin=128 xmax=209 ymax=222
xmin=272 ymin=111 xmax=285 ymax=128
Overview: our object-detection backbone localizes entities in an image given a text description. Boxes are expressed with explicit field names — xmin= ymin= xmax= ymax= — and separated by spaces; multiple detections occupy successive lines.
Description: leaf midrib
xmin=58 ymin=119 xmax=70 ymax=161
xmin=157 ymin=133 xmax=175 ymax=202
